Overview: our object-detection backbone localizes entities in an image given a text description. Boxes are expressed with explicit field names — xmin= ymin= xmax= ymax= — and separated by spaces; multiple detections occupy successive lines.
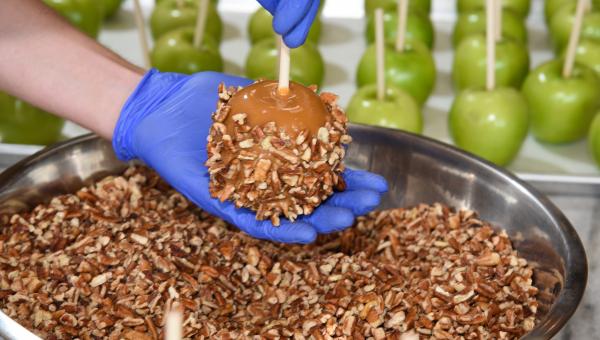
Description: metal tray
xmin=0 ymin=127 xmax=588 ymax=339
xmin=1 ymin=0 xmax=600 ymax=193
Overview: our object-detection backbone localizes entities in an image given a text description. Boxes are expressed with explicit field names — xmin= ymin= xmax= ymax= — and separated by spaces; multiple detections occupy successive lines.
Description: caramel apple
xmin=205 ymin=80 xmax=351 ymax=225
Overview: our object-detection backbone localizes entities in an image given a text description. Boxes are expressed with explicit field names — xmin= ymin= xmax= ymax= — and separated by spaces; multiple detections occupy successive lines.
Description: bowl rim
xmin=0 ymin=129 xmax=588 ymax=339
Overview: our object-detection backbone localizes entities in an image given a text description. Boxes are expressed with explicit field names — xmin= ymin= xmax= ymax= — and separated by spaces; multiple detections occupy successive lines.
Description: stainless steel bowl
xmin=0 ymin=127 xmax=587 ymax=339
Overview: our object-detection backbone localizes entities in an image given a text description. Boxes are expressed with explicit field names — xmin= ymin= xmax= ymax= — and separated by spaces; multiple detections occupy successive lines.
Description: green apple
xmin=589 ymin=113 xmax=600 ymax=167
xmin=248 ymin=8 xmax=321 ymax=45
xmin=366 ymin=10 xmax=434 ymax=49
xmin=356 ymin=39 xmax=435 ymax=106
xmin=545 ymin=0 xmax=568 ymax=23
xmin=346 ymin=84 xmax=423 ymax=133
xmin=150 ymin=0 xmax=222 ymax=41
xmin=150 ymin=27 xmax=223 ymax=74
xmin=0 ymin=93 xmax=65 ymax=145
xmin=453 ymin=9 xmax=527 ymax=47
xmin=99 ymin=0 xmax=124 ymax=18
xmin=453 ymin=35 xmax=529 ymax=91
xmin=545 ymin=0 xmax=600 ymax=23
xmin=245 ymin=39 xmax=324 ymax=86
xmin=364 ymin=0 xmax=431 ymax=16
xmin=43 ymin=0 xmax=102 ymax=38
xmin=523 ymin=60 xmax=600 ymax=143
xmin=559 ymin=39 xmax=600 ymax=76
xmin=457 ymin=0 xmax=531 ymax=18
xmin=550 ymin=3 xmax=600 ymax=52
xmin=449 ymin=87 xmax=528 ymax=166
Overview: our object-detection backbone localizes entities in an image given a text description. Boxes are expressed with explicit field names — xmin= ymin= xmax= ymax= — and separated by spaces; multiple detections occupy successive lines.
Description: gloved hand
xmin=113 ymin=69 xmax=388 ymax=244
xmin=257 ymin=0 xmax=320 ymax=47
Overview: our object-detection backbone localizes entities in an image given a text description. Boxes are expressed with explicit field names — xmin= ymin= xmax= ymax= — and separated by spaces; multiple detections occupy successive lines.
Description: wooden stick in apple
xmin=193 ymin=0 xmax=209 ymax=49
xmin=395 ymin=0 xmax=409 ymax=52
xmin=277 ymin=35 xmax=290 ymax=96
xmin=132 ymin=0 xmax=150 ymax=69
xmin=176 ymin=0 xmax=184 ymax=10
xmin=486 ymin=0 xmax=496 ymax=91
xmin=375 ymin=8 xmax=386 ymax=101
xmin=563 ymin=0 xmax=587 ymax=78
xmin=165 ymin=304 xmax=183 ymax=340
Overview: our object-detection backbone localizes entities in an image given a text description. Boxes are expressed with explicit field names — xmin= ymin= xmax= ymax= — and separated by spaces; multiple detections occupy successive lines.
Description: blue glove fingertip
xmin=327 ymin=190 xmax=382 ymax=216
xmin=344 ymin=169 xmax=389 ymax=193
xmin=281 ymin=0 xmax=320 ymax=48
xmin=303 ymin=206 xmax=354 ymax=234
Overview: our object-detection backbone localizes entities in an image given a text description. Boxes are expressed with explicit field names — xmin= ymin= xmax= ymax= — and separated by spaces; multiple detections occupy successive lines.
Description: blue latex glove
xmin=113 ymin=69 xmax=388 ymax=244
xmin=257 ymin=0 xmax=320 ymax=47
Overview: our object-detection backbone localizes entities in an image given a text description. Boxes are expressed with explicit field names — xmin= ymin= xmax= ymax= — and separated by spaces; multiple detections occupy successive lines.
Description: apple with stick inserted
xmin=457 ymin=0 xmax=530 ymax=18
xmin=364 ymin=0 xmax=431 ymax=16
xmin=151 ymin=0 xmax=223 ymax=74
xmin=348 ymin=8 xmax=422 ymax=133
xmin=550 ymin=2 xmax=600 ymax=52
xmin=357 ymin=0 xmax=435 ymax=106
xmin=525 ymin=0 xmax=600 ymax=144
xmin=150 ymin=0 xmax=222 ymax=41
xmin=365 ymin=7 xmax=434 ymax=49
xmin=450 ymin=0 xmax=528 ymax=166
xmin=453 ymin=8 xmax=526 ymax=47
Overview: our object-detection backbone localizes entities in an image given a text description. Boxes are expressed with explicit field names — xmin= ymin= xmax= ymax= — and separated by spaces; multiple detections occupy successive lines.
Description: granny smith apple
xmin=522 ymin=60 xmax=600 ymax=143
xmin=559 ymin=39 xmax=600 ymax=76
xmin=449 ymin=87 xmax=528 ymax=166
xmin=248 ymin=8 xmax=321 ymax=45
xmin=544 ymin=0 xmax=600 ymax=23
xmin=150 ymin=0 xmax=222 ymax=41
xmin=457 ymin=0 xmax=531 ymax=18
xmin=99 ymin=0 xmax=124 ymax=19
xmin=550 ymin=3 xmax=600 ymax=52
xmin=589 ymin=113 xmax=600 ymax=167
xmin=545 ymin=0 xmax=568 ymax=23
xmin=366 ymin=10 xmax=434 ymax=49
xmin=453 ymin=35 xmax=529 ymax=91
xmin=150 ymin=27 xmax=222 ymax=74
xmin=43 ymin=0 xmax=102 ymax=38
xmin=453 ymin=8 xmax=527 ymax=47
xmin=0 ymin=93 xmax=65 ymax=145
xmin=364 ymin=0 xmax=431 ymax=16
xmin=346 ymin=84 xmax=423 ymax=133
xmin=356 ymin=39 xmax=436 ymax=106
xmin=245 ymin=39 xmax=324 ymax=86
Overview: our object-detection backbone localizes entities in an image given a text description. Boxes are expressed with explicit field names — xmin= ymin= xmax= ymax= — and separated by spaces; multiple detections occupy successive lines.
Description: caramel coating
xmin=226 ymin=80 xmax=329 ymax=136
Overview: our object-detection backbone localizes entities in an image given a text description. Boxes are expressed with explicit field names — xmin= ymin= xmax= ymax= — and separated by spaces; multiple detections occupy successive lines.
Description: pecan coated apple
xmin=206 ymin=80 xmax=352 ymax=225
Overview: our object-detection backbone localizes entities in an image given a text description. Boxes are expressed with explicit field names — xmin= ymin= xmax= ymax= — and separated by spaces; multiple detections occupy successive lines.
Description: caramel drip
xmin=226 ymin=80 xmax=329 ymax=136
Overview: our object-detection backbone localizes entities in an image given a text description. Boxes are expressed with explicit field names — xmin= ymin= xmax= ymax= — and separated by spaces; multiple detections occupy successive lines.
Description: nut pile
xmin=206 ymin=81 xmax=351 ymax=225
xmin=0 ymin=167 xmax=538 ymax=339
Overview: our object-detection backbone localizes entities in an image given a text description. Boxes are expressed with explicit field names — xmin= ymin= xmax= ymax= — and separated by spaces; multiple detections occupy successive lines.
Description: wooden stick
xmin=486 ymin=0 xmax=495 ymax=91
xmin=395 ymin=0 xmax=409 ymax=51
xmin=193 ymin=0 xmax=209 ymax=48
xmin=277 ymin=35 xmax=290 ymax=95
xmin=176 ymin=0 xmax=184 ymax=9
xmin=132 ymin=0 xmax=150 ymax=69
xmin=563 ymin=0 xmax=587 ymax=78
xmin=375 ymin=8 xmax=386 ymax=101
xmin=165 ymin=306 xmax=183 ymax=340
xmin=494 ymin=0 xmax=502 ymax=42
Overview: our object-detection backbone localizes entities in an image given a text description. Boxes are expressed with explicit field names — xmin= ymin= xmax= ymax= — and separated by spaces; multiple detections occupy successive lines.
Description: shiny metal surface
xmin=0 ymin=127 xmax=587 ymax=339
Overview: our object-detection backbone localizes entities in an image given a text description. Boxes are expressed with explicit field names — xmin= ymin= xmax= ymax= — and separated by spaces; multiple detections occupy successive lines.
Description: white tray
xmin=2 ymin=0 xmax=600 ymax=191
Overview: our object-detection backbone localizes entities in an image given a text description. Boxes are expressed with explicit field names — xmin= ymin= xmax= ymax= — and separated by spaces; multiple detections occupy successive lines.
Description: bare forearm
xmin=0 ymin=0 xmax=144 ymax=139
